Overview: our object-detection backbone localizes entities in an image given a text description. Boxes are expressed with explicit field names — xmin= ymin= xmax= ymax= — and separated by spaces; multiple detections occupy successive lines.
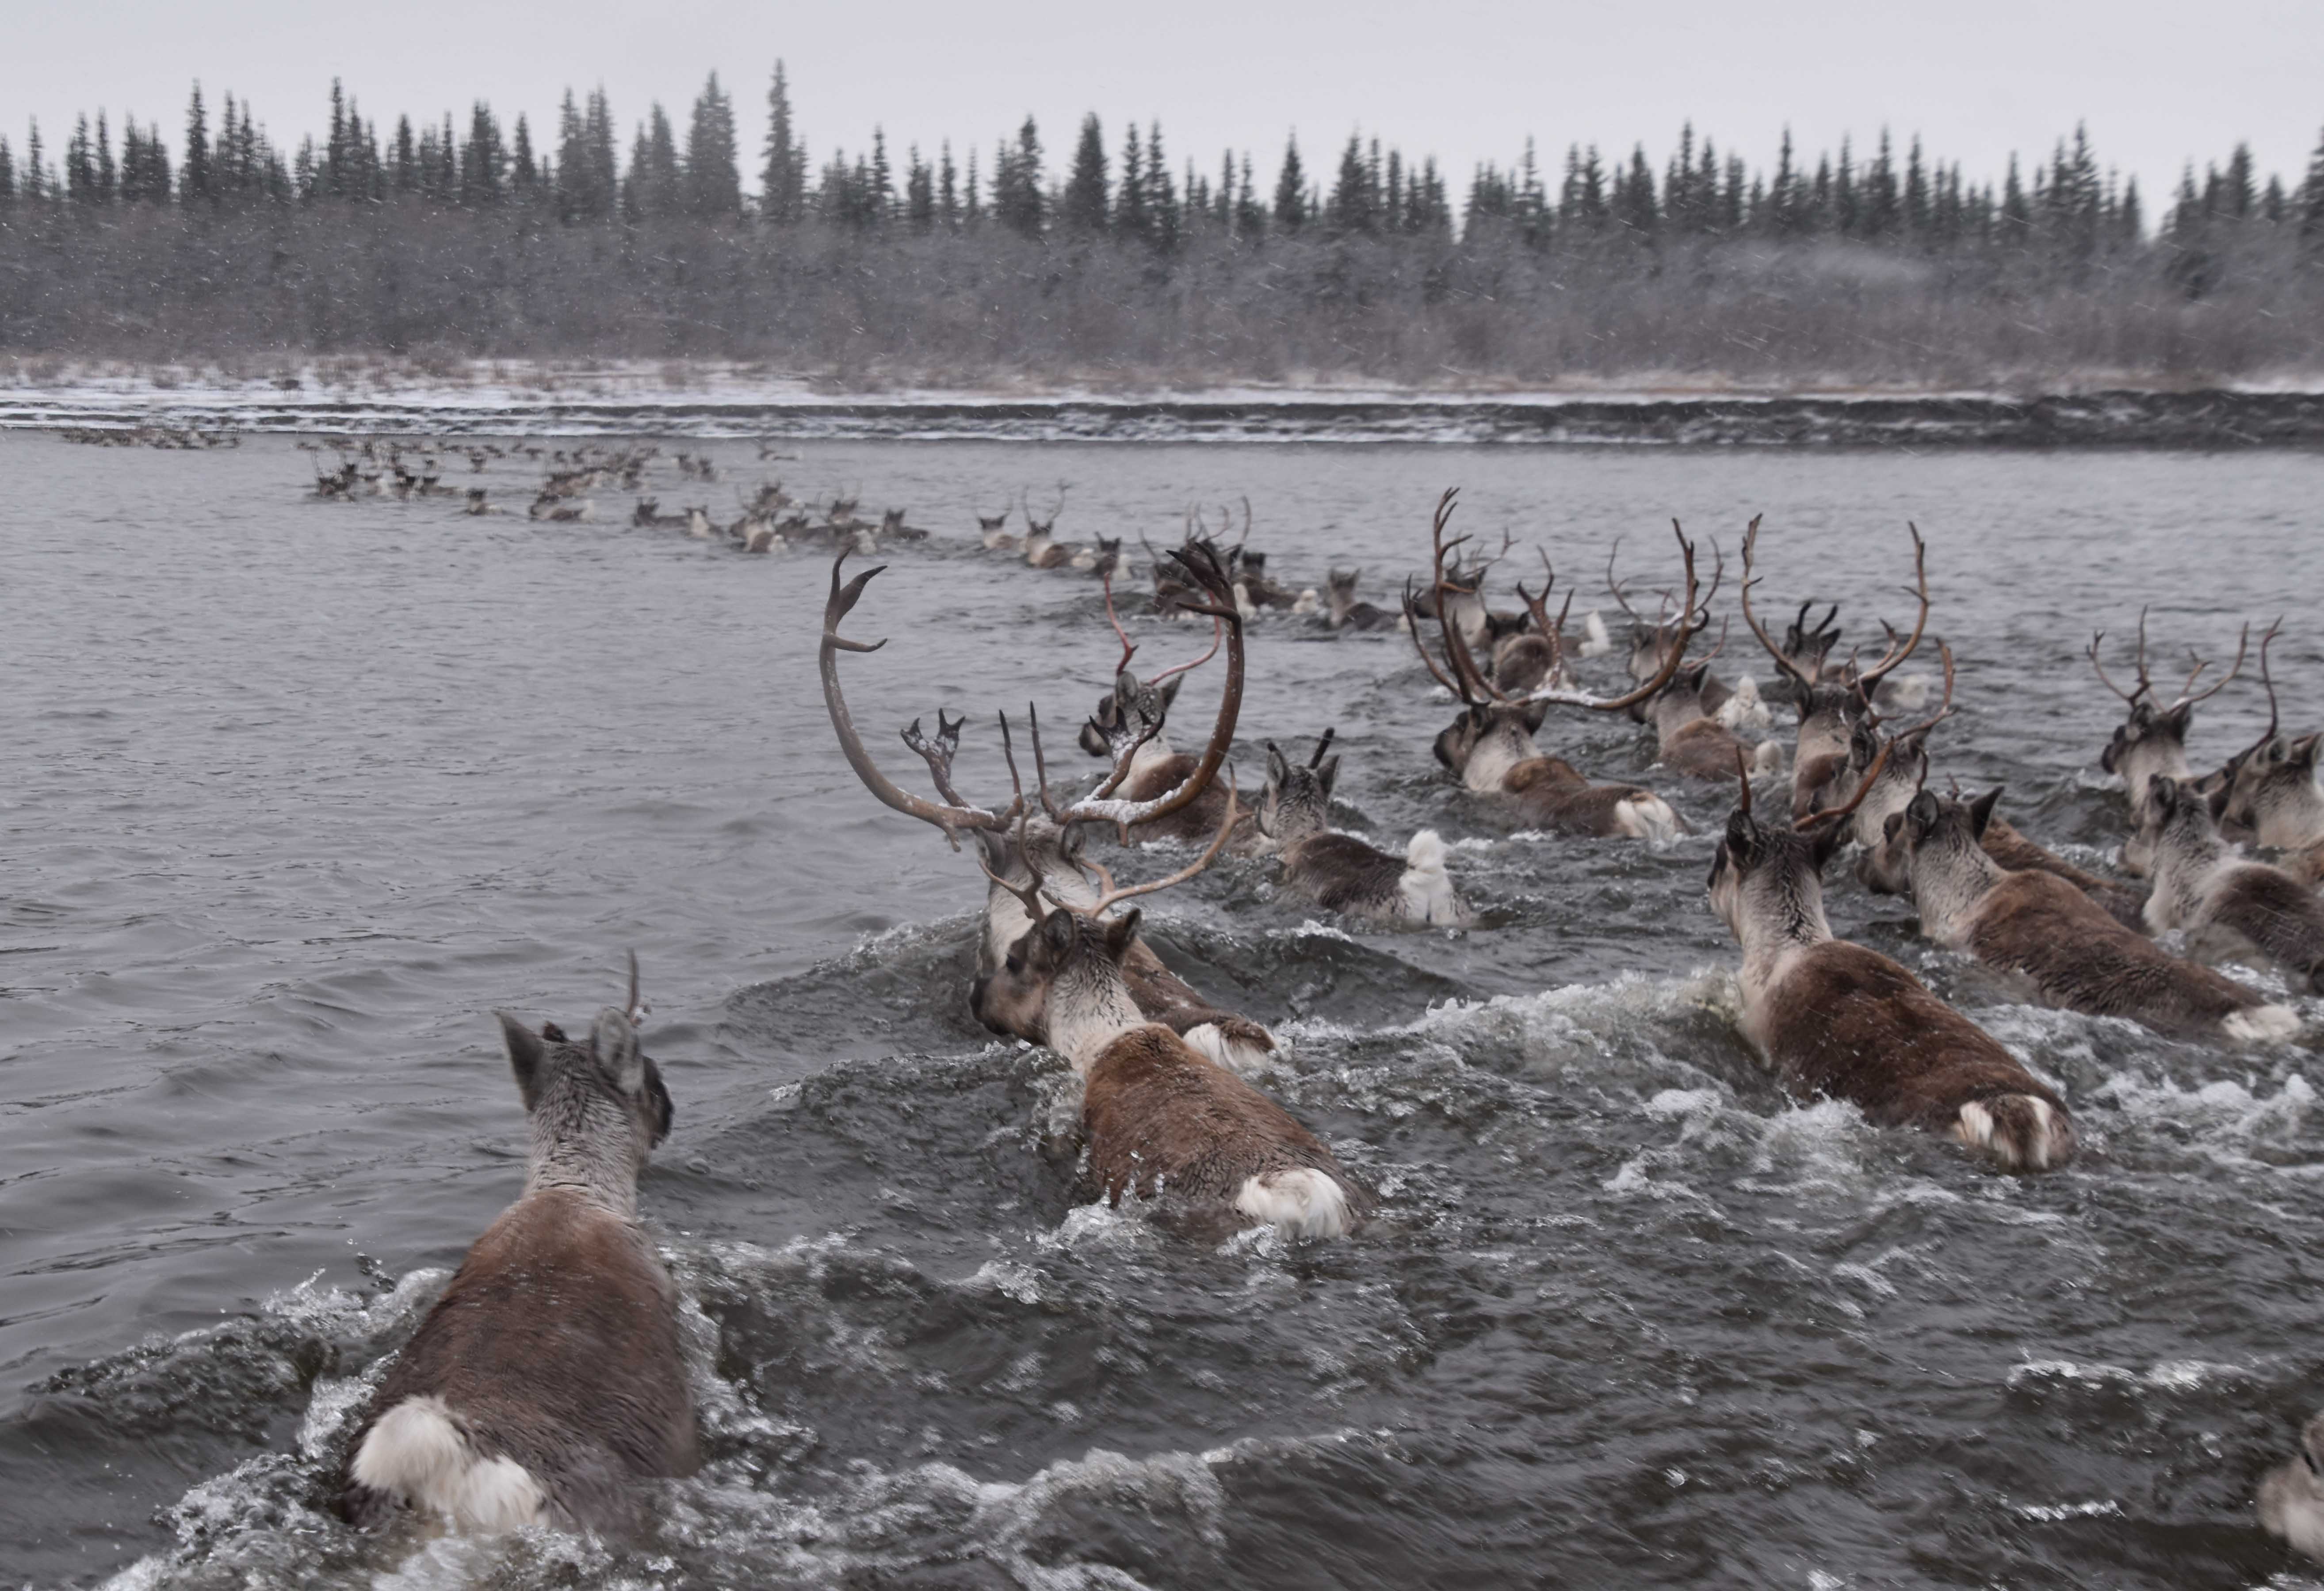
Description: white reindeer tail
xmin=1235 ymin=1167 xmax=1354 ymax=1238
xmin=1181 ymin=1022 xmax=1278 ymax=1077
xmin=2224 ymin=1003 xmax=2302 ymax=1045
xmin=349 ymin=1395 xmax=549 ymax=1532
xmin=1716 ymin=675 xmax=1773 ymax=733
xmin=1579 ymin=609 xmax=1613 ymax=657
xmin=1750 ymin=738 xmax=1786 ymax=778
xmin=1953 ymin=1096 xmax=2077 ymax=1172
xmin=1398 ymin=829 xmax=1466 ymax=924
xmin=1614 ymin=794 xmax=1685 ymax=844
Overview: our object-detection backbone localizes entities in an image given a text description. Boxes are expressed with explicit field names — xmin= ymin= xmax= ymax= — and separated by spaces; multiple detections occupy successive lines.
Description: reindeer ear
xmin=1102 ymin=908 xmax=1141 ymax=963
xmin=1724 ymin=812 xmax=1758 ymax=858
xmin=1968 ymin=786 xmax=2002 ymax=839
xmin=1809 ymin=819 xmax=1848 ymax=871
xmin=1882 ymin=811 xmax=1906 ymax=843
xmin=1906 ymin=789 xmax=1942 ymax=839
xmin=592 ymin=1009 xmax=647 ymax=1098
xmin=2296 ymin=734 xmax=2322 ymax=771
xmin=1522 ymin=698 xmax=1550 ymax=733
xmin=1113 ymin=671 xmax=1140 ymax=707
xmin=640 ymin=1059 xmax=675 ymax=1147
xmin=1265 ymin=742 xmax=1291 ymax=788
xmin=1316 ymin=755 xmax=1341 ymax=800
xmin=497 ymin=1012 xmax=546 ymax=1111
xmin=2162 ymin=702 xmax=2195 ymax=738
xmin=2151 ymin=775 xmax=2180 ymax=816
xmin=1159 ymin=675 xmax=1184 ymax=710
xmin=976 ymin=828 xmax=1010 ymax=871
xmin=1040 ymin=907 xmax=1079 ymax=961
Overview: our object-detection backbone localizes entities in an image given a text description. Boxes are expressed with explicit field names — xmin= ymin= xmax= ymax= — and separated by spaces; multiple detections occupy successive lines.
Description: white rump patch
xmin=1289 ymin=588 xmax=1320 ymax=616
xmin=1614 ymin=795 xmax=1683 ymax=845
xmin=2225 ymin=1003 xmax=2302 ymax=1045
xmin=350 ymin=1394 xmax=548 ymax=1533
xmin=1715 ymin=675 xmax=1772 ymax=733
xmin=1578 ymin=609 xmax=1613 ymax=657
xmin=1750 ymin=739 xmax=1786 ymax=777
xmin=1398 ymin=830 xmax=1465 ymax=924
xmin=1952 ymin=1096 xmax=2070 ymax=1171
xmin=1234 ymin=1168 xmax=1353 ymax=1238
xmin=1180 ymin=1023 xmax=1275 ymax=1077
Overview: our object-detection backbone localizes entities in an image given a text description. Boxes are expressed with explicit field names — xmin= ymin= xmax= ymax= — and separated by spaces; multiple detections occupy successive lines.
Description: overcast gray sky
xmin=4 ymin=0 xmax=2320 ymax=207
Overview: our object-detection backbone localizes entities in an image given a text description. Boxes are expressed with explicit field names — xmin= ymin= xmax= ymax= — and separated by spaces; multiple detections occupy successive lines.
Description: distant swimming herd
xmin=270 ymin=446 xmax=2324 ymax=1559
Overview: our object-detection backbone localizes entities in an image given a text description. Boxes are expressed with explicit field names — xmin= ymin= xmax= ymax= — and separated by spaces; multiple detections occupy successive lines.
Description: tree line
xmin=0 ymin=63 xmax=2321 ymax=384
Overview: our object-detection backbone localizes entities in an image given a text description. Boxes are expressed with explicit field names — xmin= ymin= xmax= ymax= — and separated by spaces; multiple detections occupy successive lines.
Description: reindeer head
xmin=2221 ymin=733 xmax=2323 ymax=832
xmin=494 ymin=957 xmax=672 ymax=1206
xmin=1868 ymin=786 xmax=2003 ymax=910
xmin=1708 ymin=745 xmax=1885 ymax=946
xmin=971 ymin=903 xmax=1143 ymax=1054
xmin=2090 ymin=610 xmax=2248 ymax=873
xmin=1256 ymin=733 xmax=1340 ymax=850
xmin=1741 ymin=517 xmax=1929 ymax=768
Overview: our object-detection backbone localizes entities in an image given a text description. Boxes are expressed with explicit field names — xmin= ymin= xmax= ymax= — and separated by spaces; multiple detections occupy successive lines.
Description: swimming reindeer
xmin=2205 ymin=623 xmax=2324 ymax=880
xmin=1605 ymin=534 xmax=1760 ymax=730
xmin=2090 ymin=608 xmax=2249 ymax=875
xmin=1323 ymin=568 xmax=1401 ymax=633
xmin=2260 ymin=1412 xmax=2324 ymax=1564
xmin=1409 ymin=492 xmax=1690 ymax=838
xmin=1708 ymin=753 xmax=2079 ymax=1171
xmin=1023 ymin=489 xmax=1071 ymax=570
xmin=1880 ymin=787 xmax=2297 ymax=1042
xmin=977 ymin=505 xmax=1019 ymax=552
xmin=2137 ymin=774 xmax=2324 ymax=993
xmin=1074 ymin=570 xmax=1250 ymax=847
xmin=1255 ymin=731 xmax=1471 ymax=925
xmin=339 ymin=960 xmax=695 ymax=1536
xmin=819 ymin=543 xmax=1277 ymax=1072
xmin=1741 ymin=515 xmax=1931 ymax=820
xmin=975 ymin=827 xmax=1374 ymax=1239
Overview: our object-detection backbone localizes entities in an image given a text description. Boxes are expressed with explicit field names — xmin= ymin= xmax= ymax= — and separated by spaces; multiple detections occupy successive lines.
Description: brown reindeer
xmin=340 ymin=959 xmax=695 ymax=1536
xmin=1707 ymin=752 xmax=2078 ymax=1172
xmin=1883 ymin=788 xmax=2296 ymax=1042
xmin=972 ymin=814 xmax=1374 ymax=1239
xmin=1740 ymin=516 xmax=1931 ymax=820
xmin=1410 ymin=491 xmax=1691 ymax=838
xmin=2089 ymin=607 xmax=2248 ymax=875
xmin=819 ymin=543 xmax=1276 ymax=1071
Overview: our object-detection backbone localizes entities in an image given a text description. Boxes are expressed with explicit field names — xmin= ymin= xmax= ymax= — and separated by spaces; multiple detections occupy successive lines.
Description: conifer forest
xmin=1 ymin=64 xmax=2322 ymax=386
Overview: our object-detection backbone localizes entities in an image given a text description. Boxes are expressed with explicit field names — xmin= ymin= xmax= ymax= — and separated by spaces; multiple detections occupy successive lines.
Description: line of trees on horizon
xmin=1 ymin=64 xmax=2322 ymax=385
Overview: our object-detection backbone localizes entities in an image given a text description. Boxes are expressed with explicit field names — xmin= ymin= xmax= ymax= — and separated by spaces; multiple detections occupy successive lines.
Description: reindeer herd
xmin=315 ymin=476 xmax=2324 ymax=1561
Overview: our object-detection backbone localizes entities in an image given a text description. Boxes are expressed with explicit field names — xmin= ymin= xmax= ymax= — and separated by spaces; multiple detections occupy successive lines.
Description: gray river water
xmin=5 ymin=431 xmax=2324 ymax=1589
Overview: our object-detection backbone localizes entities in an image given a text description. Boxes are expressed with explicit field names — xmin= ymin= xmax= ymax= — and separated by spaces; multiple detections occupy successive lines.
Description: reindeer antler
xmin=1102 ymin=566 xmax=1138 ymax=675
xmin=820 ymin=552 xmax=1020 ymax=850
xmin=2088 ymin=607 xmax=2154 ymax=704
xmin=2168 ymin=622 xmax=2250 ymax=709
xmin=1740 ymin=515 xmax=1817 ymax=691
xmin=1850 ymin=523 xmax=1930 ymax=691
xmin=624 ymin=949 xmax=649 ymax=1027
xmin=1077 ymin=766 xmax=1240 ymax=918
xmin=1522 ymin=519 xmax=1707 ymax=712
xmin=1796 ymin=740 xmax=1894 ymax=833
xmin=2226 ymin=617 xmax=2286 ymax=770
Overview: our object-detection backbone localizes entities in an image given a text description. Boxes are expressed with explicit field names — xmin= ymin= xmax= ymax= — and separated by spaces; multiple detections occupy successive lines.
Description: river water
xmin=4 ymin=431 xmax=2324 ymax=1589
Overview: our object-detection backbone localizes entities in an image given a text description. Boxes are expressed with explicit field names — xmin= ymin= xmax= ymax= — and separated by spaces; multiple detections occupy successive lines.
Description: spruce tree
xmin=95 ymin=111 xmax=115 ymax=202
xmin=65 ymin=116 xmax=92 ymax=203
xmin=906 ymin=145 xmax=934 ymax=228
xmin=1147 ymin=122 xmax=1179 ymax=251
xmin=2302 ymin=126 xmax=2324 ymax=241
xmin=24 ymin=120 xmax=45 ymax=202
xmin=1331 ymin=134 xmax=1370 ymax=233
xmin=683 ymin=72 xmax=742 ymax=219
xmin=0 ymin=137 xmax=14 ymax=205
xmin=1062 ymin=114 xmax=1108 ymax=233
xmin=939 ymin=140 xmax=959 ymax=229
xmin=994 ymin=116 xmax=1044 ymax=237
xmin=1272 ymin=134 xmax=1306 ymax=230
xmin=511 ymin=114 xmax=537 ymax=201
xmin=1116 ymin=123 xmax=1149 ymax=243
xmin=760 ymin=61 xmax=805 ymax=224
xmin=183 ymin=84 xmax=210 ymax=200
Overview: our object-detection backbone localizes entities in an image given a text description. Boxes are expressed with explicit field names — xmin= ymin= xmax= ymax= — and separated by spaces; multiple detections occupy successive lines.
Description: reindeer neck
xmin=1736 ymin=870 xmax=1833 ymax=981
xmin=522 ymin=1088 xmax=642 ymax=1218
xmin=1047 ymin=965 xmax=1149 ymax=1076
xmin=1911 ymin=840 xmax=2004 ymax=946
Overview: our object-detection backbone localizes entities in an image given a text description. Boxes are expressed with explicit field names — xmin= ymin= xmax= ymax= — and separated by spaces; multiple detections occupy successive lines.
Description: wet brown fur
xmin=1760 ymin=942 xmax=2074 ymax=1141
xmin=1502 ymin=757 xmax=1667 ymax=836
xmin=1081 ymin=1026 xmax=1375 ymax=1216
xmin=1981 ymin=817 xmax=2150 ymax=933
xmin=340 ymin=1189 xmax=698 ymax=1535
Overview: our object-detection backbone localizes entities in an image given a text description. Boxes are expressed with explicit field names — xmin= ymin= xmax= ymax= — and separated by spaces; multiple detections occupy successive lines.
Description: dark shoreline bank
xmin=7 ymin=387 xmax=2324 ymax=445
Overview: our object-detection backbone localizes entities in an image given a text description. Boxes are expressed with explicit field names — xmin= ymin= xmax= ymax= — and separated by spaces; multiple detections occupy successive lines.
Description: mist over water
xmin=5 ymin=431 xmax=2324 ymax=1588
